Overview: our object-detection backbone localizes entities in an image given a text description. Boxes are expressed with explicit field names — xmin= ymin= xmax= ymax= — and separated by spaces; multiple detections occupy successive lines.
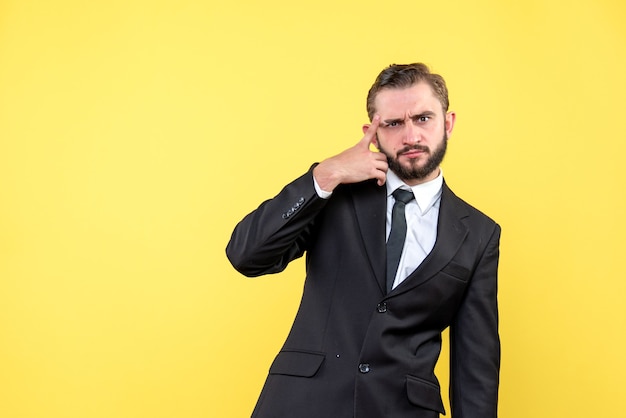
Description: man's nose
xmin=403 ymin=123 xmax=420 ymax=144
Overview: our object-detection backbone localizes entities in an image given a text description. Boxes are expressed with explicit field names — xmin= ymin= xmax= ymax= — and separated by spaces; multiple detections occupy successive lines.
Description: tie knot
xmin=392 ymin=189 xmax=414 ymax=204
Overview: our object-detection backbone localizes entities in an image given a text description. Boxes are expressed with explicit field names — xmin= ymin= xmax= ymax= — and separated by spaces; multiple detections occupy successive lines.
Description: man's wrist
xmin=313 ymin=172 xmax=333 ymax=199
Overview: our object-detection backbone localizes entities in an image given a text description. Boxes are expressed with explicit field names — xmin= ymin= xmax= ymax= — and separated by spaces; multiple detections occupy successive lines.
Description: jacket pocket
xmin=406 ymin=375 xmax=446 ymax=414
xmin=441 ymin=261 xmax=470 ymax=282
xmin=269 ymin=349 xmax=325 ymax=377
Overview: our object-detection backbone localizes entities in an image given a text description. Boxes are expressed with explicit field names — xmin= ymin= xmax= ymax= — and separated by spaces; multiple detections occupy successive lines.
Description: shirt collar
xmin=386 ymin=169 xmax=444 ymax=215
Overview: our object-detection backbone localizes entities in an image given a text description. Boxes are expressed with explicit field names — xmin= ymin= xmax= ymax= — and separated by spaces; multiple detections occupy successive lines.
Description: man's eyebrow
xmin=411 ymin=111 xmax=436 ymax=118
xmin=383 ymin=112 xmax=436 ymax=124
xmin=382 ymin=117 xmax=405 ymax=124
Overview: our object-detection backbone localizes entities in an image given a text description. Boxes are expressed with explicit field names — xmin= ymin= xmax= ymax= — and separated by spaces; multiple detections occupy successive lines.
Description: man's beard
xmin=378 ymin=133 xmax=448 ymax=182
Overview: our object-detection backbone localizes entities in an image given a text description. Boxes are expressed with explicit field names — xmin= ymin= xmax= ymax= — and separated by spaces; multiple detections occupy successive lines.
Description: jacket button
xmin=377 ymin=302 xmax=387 ymax=313
xmin=358 ymin=363 xmax=370 ymax=373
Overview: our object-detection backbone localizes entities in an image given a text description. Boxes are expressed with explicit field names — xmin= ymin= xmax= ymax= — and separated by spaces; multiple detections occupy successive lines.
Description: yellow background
xmin=1 ymin=0 xmax=625 ymax=417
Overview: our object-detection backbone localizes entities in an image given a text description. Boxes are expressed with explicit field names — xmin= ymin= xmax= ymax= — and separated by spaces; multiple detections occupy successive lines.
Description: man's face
xmin=366 ymin=82 xmax=456 ymax=185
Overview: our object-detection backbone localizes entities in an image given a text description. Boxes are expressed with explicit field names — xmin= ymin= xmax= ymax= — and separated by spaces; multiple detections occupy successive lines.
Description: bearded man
xmin=227 ymin=63 xmax=501 ymax=418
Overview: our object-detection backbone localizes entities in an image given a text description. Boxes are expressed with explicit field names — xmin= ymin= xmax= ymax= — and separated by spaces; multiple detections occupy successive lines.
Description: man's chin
xmin=393 ymin=160 xmax=439 ymax=181
xmin=401 ymin=159 xmax=428 ymax=171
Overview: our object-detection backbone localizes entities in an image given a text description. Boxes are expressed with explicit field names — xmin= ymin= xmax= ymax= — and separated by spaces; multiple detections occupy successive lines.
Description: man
xmin=226 ymin=63 xmax=501 ymax=418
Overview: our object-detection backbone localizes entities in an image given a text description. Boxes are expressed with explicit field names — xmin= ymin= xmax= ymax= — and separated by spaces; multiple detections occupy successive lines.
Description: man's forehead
xmin=374 ymin=82 xmax=441 ymax=113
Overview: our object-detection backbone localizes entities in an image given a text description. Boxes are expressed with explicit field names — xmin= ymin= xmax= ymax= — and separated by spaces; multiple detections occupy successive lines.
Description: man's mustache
xmin=397 ymin=145 xmax=430 ymax=156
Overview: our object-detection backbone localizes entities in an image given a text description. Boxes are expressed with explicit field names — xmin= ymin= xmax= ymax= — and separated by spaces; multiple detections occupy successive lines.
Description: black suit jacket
xmin=226 ymin=168 xmax=501 ymax=418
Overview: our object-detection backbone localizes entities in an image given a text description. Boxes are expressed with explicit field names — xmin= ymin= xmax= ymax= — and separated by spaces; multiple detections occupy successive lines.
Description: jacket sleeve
xmin=449 ymin=223 xmax=501 ymax=418
xmin=225 ymin=168 xmax=328 ymax=277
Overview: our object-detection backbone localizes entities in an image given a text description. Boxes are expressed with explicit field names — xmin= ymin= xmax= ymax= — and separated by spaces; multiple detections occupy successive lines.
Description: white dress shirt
xmin=385 ymin=169 xmax=443 ymax=290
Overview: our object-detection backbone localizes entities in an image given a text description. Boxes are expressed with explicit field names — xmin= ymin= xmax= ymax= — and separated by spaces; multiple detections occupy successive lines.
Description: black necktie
xmin=386 ymin=189 xmax=415 ymax=293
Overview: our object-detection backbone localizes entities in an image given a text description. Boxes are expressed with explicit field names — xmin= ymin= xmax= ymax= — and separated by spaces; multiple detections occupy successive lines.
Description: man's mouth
xmin=399 ymin=146 xmax=429 ymax=158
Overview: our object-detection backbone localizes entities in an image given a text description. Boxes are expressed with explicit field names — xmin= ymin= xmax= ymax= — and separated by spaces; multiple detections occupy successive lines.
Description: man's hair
xmin=366 ymin=63 xmax=449 ymax=120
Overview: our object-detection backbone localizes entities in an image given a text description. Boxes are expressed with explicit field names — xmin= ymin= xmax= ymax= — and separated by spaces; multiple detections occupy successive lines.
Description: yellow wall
xmin=1 ymin=0 xmax=625 ymax=417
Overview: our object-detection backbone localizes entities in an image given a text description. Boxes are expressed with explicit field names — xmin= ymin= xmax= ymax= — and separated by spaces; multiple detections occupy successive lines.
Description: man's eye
xmin=419 ymin=116 xmax=430 ymax=122
xmin=387 ymin=121 xmax=400 ymax=127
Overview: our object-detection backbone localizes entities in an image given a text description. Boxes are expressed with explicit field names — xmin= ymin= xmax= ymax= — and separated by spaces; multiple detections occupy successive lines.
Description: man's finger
xmin=375 ymin=169 xmax=387 ymax=186
xmin=360 ymin=115 xmax=380 ymax=146
xmin=374 ymin=158 xmax=388 ymax=186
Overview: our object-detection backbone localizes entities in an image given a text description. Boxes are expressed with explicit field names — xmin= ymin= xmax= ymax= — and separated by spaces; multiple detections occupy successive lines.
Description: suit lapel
xmin=391 ymin=183 xmax=469 ymax=296
xmin=350 ymin=181 xmax=387 ymax=294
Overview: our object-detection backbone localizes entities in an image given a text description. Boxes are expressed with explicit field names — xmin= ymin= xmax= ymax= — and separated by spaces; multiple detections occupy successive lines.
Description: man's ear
xmin=445 ymin=111 xmax=456 ymax=138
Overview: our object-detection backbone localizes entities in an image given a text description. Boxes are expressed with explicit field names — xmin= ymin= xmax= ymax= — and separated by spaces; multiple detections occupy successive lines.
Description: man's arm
xmin=449 ymin=223 xmax=501 ymax=418
xmin=226 ymin=168 xmax=329 ymax=277
xmin=226 ymin=115 xmax=388 ymax=277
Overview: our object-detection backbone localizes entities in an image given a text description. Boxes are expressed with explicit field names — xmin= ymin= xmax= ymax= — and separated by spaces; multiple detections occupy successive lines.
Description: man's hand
xmin=313 ymin=115 xmax=388 ymax=192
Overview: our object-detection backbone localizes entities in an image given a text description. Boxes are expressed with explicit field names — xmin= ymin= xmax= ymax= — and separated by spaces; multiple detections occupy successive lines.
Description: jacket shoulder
xmin=442 ymin=183 xmax=500 ymax=230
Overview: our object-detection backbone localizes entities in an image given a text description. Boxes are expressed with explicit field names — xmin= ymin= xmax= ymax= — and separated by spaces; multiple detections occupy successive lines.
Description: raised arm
xmin=226 ymin=116 xmax=388 ymax=277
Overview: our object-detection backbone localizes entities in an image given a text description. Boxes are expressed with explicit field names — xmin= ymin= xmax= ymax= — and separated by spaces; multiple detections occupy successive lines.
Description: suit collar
xmin=389 ymin=183 xmax=469 ymax=296
xmin=350 ymin=180 xmax=469 ymax=297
